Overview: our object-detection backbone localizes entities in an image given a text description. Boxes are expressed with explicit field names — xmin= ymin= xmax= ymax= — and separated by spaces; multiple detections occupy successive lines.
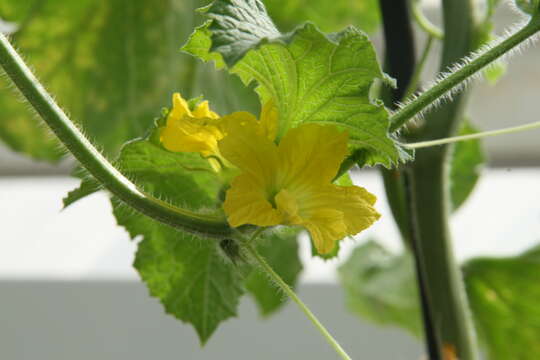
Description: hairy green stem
xmin=390 ymin=16 xmax=540 ymax=133
xmin=0 ymin=33 xmax=231 ymax=238
xmin=402 ymin=119 xmax=540 ymax=149
xmin=244 ymin=243 xmax=352 ymax=360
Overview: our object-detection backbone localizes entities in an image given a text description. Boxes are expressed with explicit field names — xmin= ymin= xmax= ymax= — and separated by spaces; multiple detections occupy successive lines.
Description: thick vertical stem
xmin=410 ymin=1 xmax=480 ymax=359
xmin=378 ymin=0 xmax=416 ymax=243
xmin=378 ymin=2 xmax=441 ymax=359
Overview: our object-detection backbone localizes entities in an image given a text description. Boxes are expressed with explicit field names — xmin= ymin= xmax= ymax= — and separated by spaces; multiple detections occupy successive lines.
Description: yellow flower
xmin=160 ymin=93 xmax=222 ymax=157
xmin=220 ymin=121 xmax=381 ymax=254
xmin=160 ymin=93 xmax=278 ymax=163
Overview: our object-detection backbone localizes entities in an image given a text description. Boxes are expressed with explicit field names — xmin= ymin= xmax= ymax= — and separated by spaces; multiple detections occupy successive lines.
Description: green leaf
xmin=110 ymin=137 xmax=246 ymax=344
xmin=265 ymin=0 xmax=380 ymax=34
xmin=449 ymin=121 xmax=485 ymax=211
xmin=114 ymin=139 xmax=222 ymax=209
xmin=245 ymin=229 xmax=302 ymax=316
xmin=464 ymin=245 xmax=540 ymax=360
xmin=127 ymin=217 xmax=244 ymax=345
xmin=338 ymin=240 xmax=422 ymax=336
xmin=63 ymin=174 xmax=102 ymax=209
xmin=184 ymin=0 xmax=406 ymax=167
xmin=0 ymin=0 xmax=258 ymax=163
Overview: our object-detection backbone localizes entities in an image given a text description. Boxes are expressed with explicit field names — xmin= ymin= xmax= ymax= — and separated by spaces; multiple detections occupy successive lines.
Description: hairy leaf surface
xmin=184 ymin=0 xmax=406 ymax=167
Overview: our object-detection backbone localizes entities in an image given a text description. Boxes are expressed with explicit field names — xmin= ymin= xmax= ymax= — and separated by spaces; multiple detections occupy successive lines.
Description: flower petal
xmin=276 ymin=185 xmax=347 ymax=254
xmin=168 ymin=93 xmax=192 ymax=121
xmin=161 ymin=94 xmax=223 ymax=156
xmin=303 ymin=208 xmax=347 ymax=254
xmin=260 ymin=100 xmax=278 ymax=141
xmin=219 ymin=112 xmax=279 ymax=183
xmin=336 ymin=185 xmax=381 ymax=236
xmin=160 ymin=117 xmax=222 ymax=156
xmin=192 ymin=100 xmax=219 ymax=119
xmin=224 ymin=173 xmax=283 ymax=227
xmin=277 ymin=124 xmax=349 ymax=188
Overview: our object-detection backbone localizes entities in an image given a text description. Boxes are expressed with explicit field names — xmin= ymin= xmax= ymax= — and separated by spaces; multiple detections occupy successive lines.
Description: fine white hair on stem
xmin=393 ymin=17 xmax=540 ymax=126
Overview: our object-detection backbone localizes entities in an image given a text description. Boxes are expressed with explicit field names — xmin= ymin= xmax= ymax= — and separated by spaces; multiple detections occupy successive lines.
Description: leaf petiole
xmin=244 ymin=242 xmax=353 ymax=360
xmin=390 ymin=16 xmax=540 ymax=132
xmin=400 ymin=120 xmax=540 ymax=149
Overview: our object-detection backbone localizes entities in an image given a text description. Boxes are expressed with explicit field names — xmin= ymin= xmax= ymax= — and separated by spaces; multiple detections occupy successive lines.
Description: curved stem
xmin=244 ymin=243 xmax=352 ymax=360
xmin=403 ymin=36 xmax=434 ymax=100
xmin=411 ymin=0 xmax=444 ymax=39
xmin=401 ymin=120 xmax=540 ymax=149
xmin=0 ymin=33 xmax=231 ymax=238
xmin=390 ymin=17 xmax=540 ymax=133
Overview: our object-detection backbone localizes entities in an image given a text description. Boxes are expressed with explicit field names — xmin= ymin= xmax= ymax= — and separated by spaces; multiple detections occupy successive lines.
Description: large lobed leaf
xmin=464 ymin=246 xmax=540 ymax=360
xmin=0 ymin=0 xmax=258 ymax=163
xmin=110 ymin=134 xmax=302 ymax=343
xmin=340 ymin=239 xmax=540 ymax=359
xmin=111 ymin=138 xmax=238 ymax=344
xmin=184 ymin=0 xmax=406 ymax=167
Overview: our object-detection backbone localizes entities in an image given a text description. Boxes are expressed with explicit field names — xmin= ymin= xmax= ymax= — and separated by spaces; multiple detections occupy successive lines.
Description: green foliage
xmin=464 ymin=246 xmax=540 ymax=360
xmin=108 ymin=133 xmax=302 ymax=342
xmin=245 ymin=229 xmax=302 ymax=316
xmin=449 ymin=121 xmax=485 ymax=211
xmin=341 ymin=239 xmax=540 ymax=359
xmin=110 ymin=137 xmax=239 ymax=344
xmin=515 ymin=0 xmax=540 ymax=15
xmin=184 ymin=0 xmax=408 ymax=167
xmin=63 ymin=173 xmax=101 ymax=208
xmin=0 ymin=0 xmax=257 ymax=163
xmin=338 ymin=240 xmax=422 ymax=336
xmin=265 ymin=0 xmax=380 ymax=34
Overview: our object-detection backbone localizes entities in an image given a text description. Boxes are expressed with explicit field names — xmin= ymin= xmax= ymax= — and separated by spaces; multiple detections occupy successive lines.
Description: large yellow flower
xmin=220 ymin=120 xmax=381 ymax=254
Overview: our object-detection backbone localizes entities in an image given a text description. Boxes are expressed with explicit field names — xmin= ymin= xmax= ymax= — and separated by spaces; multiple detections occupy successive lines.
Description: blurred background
xmin=1 ymin=0 xmax=539 ymax=359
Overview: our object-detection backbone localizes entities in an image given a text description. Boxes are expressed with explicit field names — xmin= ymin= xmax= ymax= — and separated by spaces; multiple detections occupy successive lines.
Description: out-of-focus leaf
xmin=110 ymin=137 xmax=244 ymax=344
xmin=266 ymin=0 xmax=380 ymax=34
xmin=484 ymin=61 xmax=507 ymax=85
xmin=0 ymin=0 xmax=257 ymax=163
xmin=515 ymin=0 xmax=540 ymax=15
xmin=464 ymin=245 xmax=540 ymax=360
xmin=475 ymin=1 xmax=506 ymax=85
xmin=245 ymin=229 xmax=302 ymax=316
xmin=449 ymin=121 xmax=485 ymax=211
xmin=338 ymin=240 xmax=422 ymax=336
xmin=184 ymin=0 xmax=408 ymax=167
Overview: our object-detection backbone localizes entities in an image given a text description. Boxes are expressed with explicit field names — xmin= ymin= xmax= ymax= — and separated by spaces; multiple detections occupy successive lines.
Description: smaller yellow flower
xmin=160 ymin=93 xmax=278 ymax=164
xmin=220 ymin=121 xmax=381 ymax=254
xmin=160 ymin=93 xmax=222 ymax=157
